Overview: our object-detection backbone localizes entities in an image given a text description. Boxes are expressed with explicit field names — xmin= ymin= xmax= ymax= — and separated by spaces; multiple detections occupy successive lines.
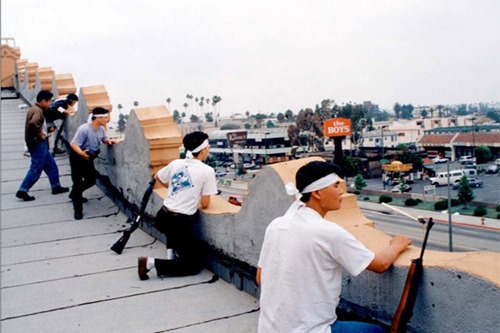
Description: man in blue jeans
xmin=16 ymin=90 xmax=69 ymax=201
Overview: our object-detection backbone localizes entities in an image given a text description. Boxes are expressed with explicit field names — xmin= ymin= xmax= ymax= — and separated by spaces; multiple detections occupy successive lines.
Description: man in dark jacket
xmin=16 ymin=90 xmax=69 ymax=201
xmin=45 ymin=93 xmax=78 ymax=155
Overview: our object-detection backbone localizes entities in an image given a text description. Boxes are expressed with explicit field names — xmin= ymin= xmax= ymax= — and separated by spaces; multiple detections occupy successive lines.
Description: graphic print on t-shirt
xmin=170 ymin=167 xmax=194 ymax=195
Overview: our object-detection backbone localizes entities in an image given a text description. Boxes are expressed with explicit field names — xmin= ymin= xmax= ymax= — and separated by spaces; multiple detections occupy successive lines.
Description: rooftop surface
xmin=1 ymin=97 xmax=260 ymax=333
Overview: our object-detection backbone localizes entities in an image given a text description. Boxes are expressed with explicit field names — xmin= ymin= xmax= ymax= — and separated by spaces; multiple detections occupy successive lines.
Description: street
xmin=363 ymin=210 xmax=500 ymax=253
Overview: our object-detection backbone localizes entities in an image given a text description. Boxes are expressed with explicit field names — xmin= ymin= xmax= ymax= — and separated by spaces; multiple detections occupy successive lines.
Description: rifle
xmin=111 ymin=177 xmax=157 ymax=254
xmin=385 ymin=203 xmax=434 ymax=333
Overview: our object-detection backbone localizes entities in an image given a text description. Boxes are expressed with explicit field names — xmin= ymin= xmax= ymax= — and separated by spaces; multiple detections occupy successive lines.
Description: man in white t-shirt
xmin=138 ymin=131 xmax=218 ymax=280
xmin=256 ymin=161 xmax=412 ymax=333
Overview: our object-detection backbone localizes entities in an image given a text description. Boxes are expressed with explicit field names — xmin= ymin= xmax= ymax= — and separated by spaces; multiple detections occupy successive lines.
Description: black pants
xmin=154 ymin=207 xmax=203 ymax=277
xmin=69 ymin=150 xmax=96 ymax=213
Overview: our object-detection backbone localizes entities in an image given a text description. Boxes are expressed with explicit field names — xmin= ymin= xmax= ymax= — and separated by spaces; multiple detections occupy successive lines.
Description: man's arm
xmin=366 ymin=235 xmax=412 ymax=274
xmin=256 ymin=267 xmax=262 ymax=286
xmin=70 ymin=142 xmax=90 ymax=160
xmin=154 ymin=173 xmax=169 ymax=189
xmin=200 ymin=195 xmax=210 ymax=209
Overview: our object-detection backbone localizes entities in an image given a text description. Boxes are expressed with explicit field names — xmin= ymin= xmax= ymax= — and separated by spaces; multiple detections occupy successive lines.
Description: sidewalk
xmin=1 ymin=98 xmax=259 ymax=333
xmin=357 ymin=200 xmax=500 ymax=230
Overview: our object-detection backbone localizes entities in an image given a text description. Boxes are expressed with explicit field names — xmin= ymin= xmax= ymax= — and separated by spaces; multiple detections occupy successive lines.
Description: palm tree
xmin=212 ymin=96 xmax=222 ymax=127
xmin=166 ymin=97 xmax=171 ymax=109
xmin=117 ymin=103 xmax=123 ymax=113
xmin=133 ymin=101 xmax=139 ymax=108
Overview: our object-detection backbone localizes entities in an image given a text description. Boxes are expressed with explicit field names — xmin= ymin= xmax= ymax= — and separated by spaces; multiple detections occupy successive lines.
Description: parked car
xmin=452 ymin=177 xmax=484 ymax=189
xmin=496 ymin=158 xmax=500 ymax=166
xmin=215 ymin=170 xmax=227 ymax=177
xmin=486 ymin=164 xmax=499 ymax=174
xmin=228 ymin=195 xmax=243 ymax=206
xmin=432 ymin=156 xmax=449 ymax=164
xmin=459 ymin=156 xmax=476 ymax=164
xmin=391 ymin=184 xmax=412 ymax=193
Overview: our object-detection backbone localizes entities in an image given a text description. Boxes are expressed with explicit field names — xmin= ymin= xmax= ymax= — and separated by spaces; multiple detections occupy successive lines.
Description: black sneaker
xmin=52 ymin=186 xmax=69 ymax=195
xmin=16 ymin=191 xmax=35 ymax=201
xmin=74 ymin=212 xmax=83 ymax=220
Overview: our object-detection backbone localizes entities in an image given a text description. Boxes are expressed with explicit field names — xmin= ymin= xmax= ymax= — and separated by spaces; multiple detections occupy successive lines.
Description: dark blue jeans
xmin=331 ymin=320 xmax=386 ymax=333
xmin=19 ymin=140 xmax=61 ymax=192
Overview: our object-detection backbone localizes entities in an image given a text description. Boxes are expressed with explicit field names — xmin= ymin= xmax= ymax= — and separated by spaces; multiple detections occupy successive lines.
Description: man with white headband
xmin=138 ymin=131 xmax=218 ymax=280
xmin=69 ymin=107 xmax=117 ymax=220
xmin=256 ymin=161 xmax=411 ymax=333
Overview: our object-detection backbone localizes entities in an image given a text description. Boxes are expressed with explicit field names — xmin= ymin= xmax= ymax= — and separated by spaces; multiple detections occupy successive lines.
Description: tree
xmin=393 ymin=103 xmax=401 ymax=119
xmin=253 ymin=113 xmax=267 ymax=128
xmin=487 ymin=110 xmax=500 ymax=123
xmin=285 ymin=109 xmax=294 ymax=122
xmin=354 ymin=173 xmax=367 ymax=190
xmin=190 ymin=114 xmax=199 ymax=123
xmin=266 ymin=120 xmax=275 ymax=128
xmin=401 ymin=104 xmax=414 ymax=119
xmin=133 ymin=101 xmax=139 ymax=107
xmin=457 ymin=175 xmax=474 ymax=206
xmin=205 ymin=112 xmax=214 ymax=122
xmin=277 ymin=112 xmax=285 ymax=123
xmin=166 ymin=97 xmax=171 ymax=109
xmin=172 ymin=110 xmax=181 ymax=124
xmin=117 ymin=103 xmax=123 ymax=114
xmin=420 ymin=110 xmax=428 ymax=118
xmin=475 ymin=146 xmax=492 ymax=164
xmin=244 ymin=123 xmax=251 ymax=129
xmin=117 ymin=113 xmax=129 ymax=133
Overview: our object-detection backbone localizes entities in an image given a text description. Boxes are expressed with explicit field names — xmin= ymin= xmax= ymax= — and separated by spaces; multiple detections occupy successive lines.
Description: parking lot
xmin=356 ymin=162 xmax=500 ymax=204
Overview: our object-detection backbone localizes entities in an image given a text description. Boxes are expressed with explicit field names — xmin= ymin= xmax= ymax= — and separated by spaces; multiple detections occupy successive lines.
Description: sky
xmin=2 ymin=0 xmax=500 ymax=121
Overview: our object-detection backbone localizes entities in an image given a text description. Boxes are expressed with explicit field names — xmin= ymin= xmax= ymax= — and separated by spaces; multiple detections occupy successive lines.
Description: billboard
xmin=227 ymin=131 xmax=247 ymax=145
xmin=323 ymin=118 xmax=352 ymax=137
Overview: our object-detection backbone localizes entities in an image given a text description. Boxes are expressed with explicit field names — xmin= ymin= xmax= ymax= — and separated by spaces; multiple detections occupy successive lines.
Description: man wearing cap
xmin=137 ymin=131 xmax=218 ymax=280
xmin=256 ymin=161 xmax=412 ymax=333
xmin=16 ymin=90 xmax=69 ymax=202
xmin=69 ymin=107 xmax=117 ymax=220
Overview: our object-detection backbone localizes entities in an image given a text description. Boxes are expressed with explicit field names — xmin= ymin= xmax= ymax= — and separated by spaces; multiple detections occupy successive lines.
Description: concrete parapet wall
xmin=1 ymin=44 xmax=21 ymax=88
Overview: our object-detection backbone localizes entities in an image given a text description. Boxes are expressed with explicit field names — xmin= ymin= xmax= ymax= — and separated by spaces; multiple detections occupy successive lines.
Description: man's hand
xmin=106 ymin=138 xmax=119 ymax=145
xmin=81 ymin=149 xmax=90 ymax=160
xmin=390 ymin=235 xmax=412 ymax=253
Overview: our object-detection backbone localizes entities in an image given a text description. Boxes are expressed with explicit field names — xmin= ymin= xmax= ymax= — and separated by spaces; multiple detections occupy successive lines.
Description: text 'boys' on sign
xmin=323 ymin=118 xmax=352 ymax=137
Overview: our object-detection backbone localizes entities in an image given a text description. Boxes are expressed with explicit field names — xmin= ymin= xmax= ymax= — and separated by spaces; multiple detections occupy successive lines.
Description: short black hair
xmin=296 ymin=161 xmax=341 ymax=202
xmin=36 ymin=90 xmax=53 ymax=103
xmin=183 ymin=131 xmax=209 ymax=156
xmin=66 ymin=93 xmax=78 ymax=102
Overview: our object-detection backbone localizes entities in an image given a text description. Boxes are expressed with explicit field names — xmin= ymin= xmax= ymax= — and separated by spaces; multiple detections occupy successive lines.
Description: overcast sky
xmin=2 ymin=0 xmax=499 ymax=120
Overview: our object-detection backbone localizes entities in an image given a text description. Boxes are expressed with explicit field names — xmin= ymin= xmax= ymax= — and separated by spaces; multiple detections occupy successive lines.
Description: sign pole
xmin=447 ymin=160 xmax=453 ymax=252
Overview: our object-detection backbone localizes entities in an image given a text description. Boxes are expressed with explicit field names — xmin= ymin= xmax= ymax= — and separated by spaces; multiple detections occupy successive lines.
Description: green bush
xmin=497 ymin=213 xmax=500 ymax=219
xmin=353 ymin=190 xmax=361 ymax=195
xmin=434 ymin=199 xmax=461 ymax=210
xmin=404 ymin=198 xmax=419 ymax=207
xmin=363 ymin=197 xmax=370 ymax=201
xmin=434 ymin=200 xmax=448 ymax=210
xmin=473 ymin=206 xmax=487 ymax=217
xmin=379 ymin=194 xmax=393 ymax=203
xmin=496 ymin=205 xmax=500 ymax=212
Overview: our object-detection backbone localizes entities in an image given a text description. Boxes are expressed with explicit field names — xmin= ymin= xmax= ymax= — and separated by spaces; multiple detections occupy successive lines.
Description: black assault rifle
xmin=111 ymin=177 xmax=156 ymax=254
xmin=382 ymin=203 xmax=434 ymax=333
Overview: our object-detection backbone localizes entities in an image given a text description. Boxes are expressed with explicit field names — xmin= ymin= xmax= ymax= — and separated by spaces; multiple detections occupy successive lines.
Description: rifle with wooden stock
xmin=111 ymin=177 xmax=156 ymax=254
xmin=382 ymin=203 xmax=435 ymax=333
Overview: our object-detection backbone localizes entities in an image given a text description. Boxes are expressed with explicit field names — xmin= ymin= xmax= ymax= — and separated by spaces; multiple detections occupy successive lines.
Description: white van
xmin=429 ymin=169 xmax=477 ymax=186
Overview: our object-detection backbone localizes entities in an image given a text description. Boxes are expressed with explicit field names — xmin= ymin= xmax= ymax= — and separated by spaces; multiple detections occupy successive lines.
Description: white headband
xmin=280 ymin=173 xmax=340 ymax=230
xmin=185 ymin=139 xmax=209 ymax=159
xmin=93 ymin=114 xmax=108 ymax=118
xmin=285 ymin=173 xmax=340 ymax=197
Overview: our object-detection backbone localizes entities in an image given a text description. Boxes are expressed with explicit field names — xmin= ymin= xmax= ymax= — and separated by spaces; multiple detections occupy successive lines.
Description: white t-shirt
xmin=257 ymin=206 xmax=375 ymax=333
xmin=156 ymin=158 xmax=218 ymax=215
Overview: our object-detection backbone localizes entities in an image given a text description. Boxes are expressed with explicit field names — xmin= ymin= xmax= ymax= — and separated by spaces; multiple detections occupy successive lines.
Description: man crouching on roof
xmin=256 ymin=161 xmax=412 ymax=333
